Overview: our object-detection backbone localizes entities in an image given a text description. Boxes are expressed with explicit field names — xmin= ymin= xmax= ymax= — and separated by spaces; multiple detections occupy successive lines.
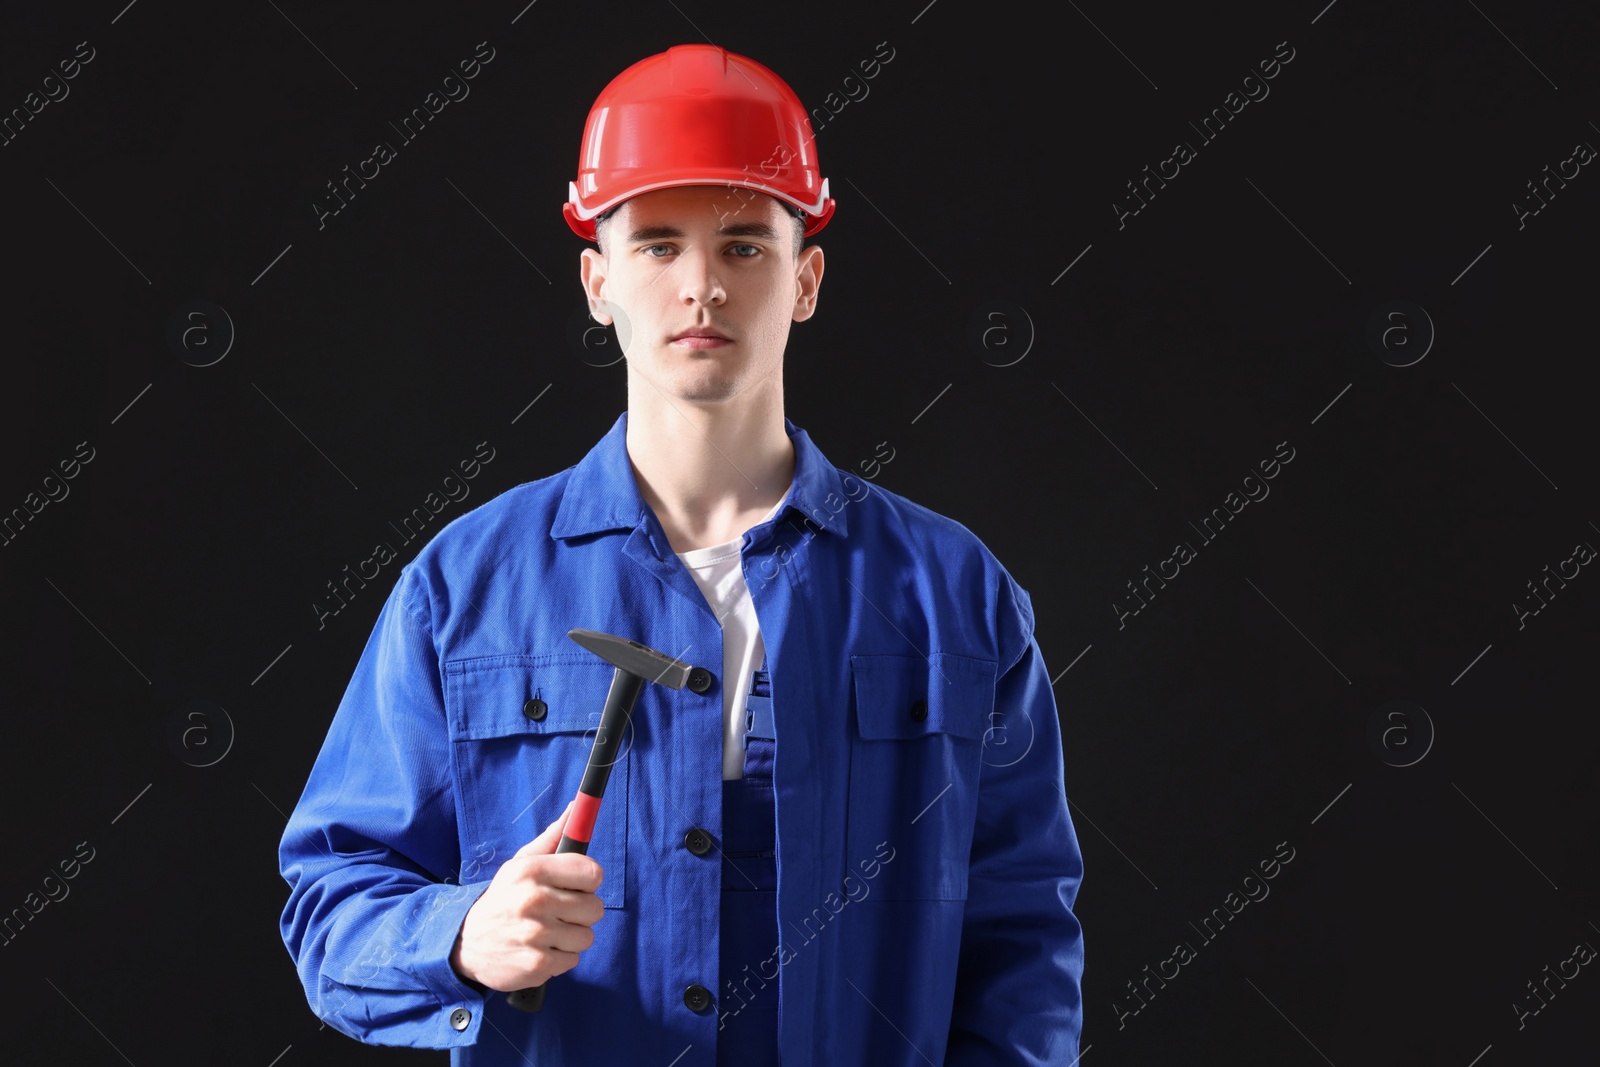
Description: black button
xmin=686 ymin=667 xmax=715 ymax=694
xmin=449 ymin=1007 xmax=471 ymax=1031
xmin=910 ymin=698 xmax=927 ymax=722
xmin=523 ymin=698 xmax=547 ymax=721
xmin=684 ymin=984 xmax=713 ymax=1012
xmin=684 ymin=828 xmax=712 ymax=856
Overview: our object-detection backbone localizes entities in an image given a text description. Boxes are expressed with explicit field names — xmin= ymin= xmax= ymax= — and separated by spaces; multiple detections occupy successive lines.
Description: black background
xmin=2 ymin=0 xmax=1596 ymax=1063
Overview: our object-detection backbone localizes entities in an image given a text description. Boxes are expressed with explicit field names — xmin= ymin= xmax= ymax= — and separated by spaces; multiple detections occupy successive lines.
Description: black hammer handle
xmin=506 ymin=669 xmax=644 ymax=1012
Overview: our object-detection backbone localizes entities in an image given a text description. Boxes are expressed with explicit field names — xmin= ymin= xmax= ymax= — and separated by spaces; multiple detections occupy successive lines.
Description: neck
xmin=624 ymin=375 xmax=795 ymax=553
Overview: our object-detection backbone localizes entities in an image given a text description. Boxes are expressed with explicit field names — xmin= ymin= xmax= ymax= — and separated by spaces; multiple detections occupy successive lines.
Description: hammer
xmin=506 ymin=627 xmax=697 ymax=1013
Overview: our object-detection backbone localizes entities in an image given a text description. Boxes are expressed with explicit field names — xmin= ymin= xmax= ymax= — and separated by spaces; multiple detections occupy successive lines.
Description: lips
xmin=669 ymin=328 xmax=732 ymax=348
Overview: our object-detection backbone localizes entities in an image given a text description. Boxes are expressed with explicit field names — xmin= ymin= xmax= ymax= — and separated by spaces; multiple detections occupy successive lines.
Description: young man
xmin=278 ymin=43 xmax=1085 ymax=1065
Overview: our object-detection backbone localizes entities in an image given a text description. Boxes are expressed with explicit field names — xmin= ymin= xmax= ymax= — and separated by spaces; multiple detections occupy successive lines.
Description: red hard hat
xmin=563 ymin=44 xmax=836 ymax=243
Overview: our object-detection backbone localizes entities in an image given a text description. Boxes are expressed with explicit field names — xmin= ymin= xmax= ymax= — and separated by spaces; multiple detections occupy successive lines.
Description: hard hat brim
xmin=565 ymin=177 xmax=834 ymax=243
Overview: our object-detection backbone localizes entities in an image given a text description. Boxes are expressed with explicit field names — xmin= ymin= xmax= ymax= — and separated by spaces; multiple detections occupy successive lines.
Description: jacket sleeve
xmin=946 ymin=573 xmax=1086 ymax=1064
xmin=277 ymin=561 xmax=494 ymax=1048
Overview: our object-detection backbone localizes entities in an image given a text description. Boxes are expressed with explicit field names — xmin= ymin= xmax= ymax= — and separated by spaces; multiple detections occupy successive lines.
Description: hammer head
xmin=568 ymin=628 xmax=694 ymax=689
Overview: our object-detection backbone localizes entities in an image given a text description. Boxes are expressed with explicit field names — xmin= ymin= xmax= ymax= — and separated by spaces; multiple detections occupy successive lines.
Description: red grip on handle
xmin=566 ymin=791 xmax=602 ymax=844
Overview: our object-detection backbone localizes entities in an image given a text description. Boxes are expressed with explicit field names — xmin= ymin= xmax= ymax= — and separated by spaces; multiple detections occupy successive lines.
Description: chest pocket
xmin=847 ymin=652 xmax=996 ymax=901
xmin=443 ymin=654 xmax=628 ymax=909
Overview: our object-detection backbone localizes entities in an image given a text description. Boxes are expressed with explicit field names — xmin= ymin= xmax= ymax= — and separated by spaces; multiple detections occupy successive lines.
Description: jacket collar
xmin=550 ymin=410 xmax=851 ymax=541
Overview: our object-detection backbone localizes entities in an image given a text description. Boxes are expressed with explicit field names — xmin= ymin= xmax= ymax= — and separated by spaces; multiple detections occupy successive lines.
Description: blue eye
xmin=639 ymin=243 xmax=761 ymax=258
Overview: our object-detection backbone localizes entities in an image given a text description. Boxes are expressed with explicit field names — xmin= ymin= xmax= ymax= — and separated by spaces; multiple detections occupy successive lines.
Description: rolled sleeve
xmin=277 ymin=562 xmax=489 ymax=1048
xmin=946 ymin=576 xmax=1087 ymax=1064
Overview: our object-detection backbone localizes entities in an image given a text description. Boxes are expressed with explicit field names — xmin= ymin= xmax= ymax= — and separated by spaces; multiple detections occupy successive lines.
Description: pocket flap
xmin=850 ymin=653 xmax=997 ymax=742
xmin=444 ymin=653 xmax=618 ymax=740
xmin=440 ymin=654 xmax=630 ymax=908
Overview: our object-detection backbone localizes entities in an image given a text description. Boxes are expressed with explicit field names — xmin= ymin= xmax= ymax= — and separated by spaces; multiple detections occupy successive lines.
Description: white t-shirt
xmin=674 ymin=487 xmax=791 ymax=780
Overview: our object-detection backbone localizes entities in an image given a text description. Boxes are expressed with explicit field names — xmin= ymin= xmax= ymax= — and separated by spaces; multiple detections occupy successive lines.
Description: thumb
xmin=523 ymin=799 xmax=574 ymax=857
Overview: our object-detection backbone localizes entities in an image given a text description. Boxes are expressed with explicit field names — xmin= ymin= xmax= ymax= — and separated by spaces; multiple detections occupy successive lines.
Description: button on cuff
xmin=405 ymin=881 xmax=493 ymax=1038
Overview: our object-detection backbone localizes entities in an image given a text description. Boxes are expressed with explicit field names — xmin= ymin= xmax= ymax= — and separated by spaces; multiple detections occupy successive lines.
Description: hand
xmin=450 ymin=800 xmax=606 ymax=992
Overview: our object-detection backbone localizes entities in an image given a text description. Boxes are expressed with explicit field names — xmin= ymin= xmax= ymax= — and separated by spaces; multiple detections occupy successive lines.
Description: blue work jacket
xmin=277 ymin=410 xmax=1086 ymax=1064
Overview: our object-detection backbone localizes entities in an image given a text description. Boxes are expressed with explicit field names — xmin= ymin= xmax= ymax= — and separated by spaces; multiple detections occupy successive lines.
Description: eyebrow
xmin=624 ymin=220 xmax=782 ymax=243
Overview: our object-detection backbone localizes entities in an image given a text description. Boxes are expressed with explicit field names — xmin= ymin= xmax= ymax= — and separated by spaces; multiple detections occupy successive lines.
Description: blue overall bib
xmin=717 ymin=660 xmax=781 ymax=1064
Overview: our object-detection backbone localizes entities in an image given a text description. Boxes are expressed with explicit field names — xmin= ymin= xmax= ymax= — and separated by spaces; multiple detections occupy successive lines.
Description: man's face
xmin=580 ymin=185 xmax=824 ymax=406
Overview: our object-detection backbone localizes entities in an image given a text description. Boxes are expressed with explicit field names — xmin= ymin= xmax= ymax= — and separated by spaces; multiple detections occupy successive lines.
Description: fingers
xmin=534 ymin=854 xmax=604 ymax=893
xmin=534 ymin=913 xmax=599 ymax=954
xmin=530 ymin=944 xmax=583 ymax=982
xmin=522 ymin=880 xmax=607 ymax=925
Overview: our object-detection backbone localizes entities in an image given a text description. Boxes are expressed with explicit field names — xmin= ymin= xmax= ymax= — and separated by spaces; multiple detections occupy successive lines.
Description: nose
xmin=675 ymin=245 xmax=725 ymax=307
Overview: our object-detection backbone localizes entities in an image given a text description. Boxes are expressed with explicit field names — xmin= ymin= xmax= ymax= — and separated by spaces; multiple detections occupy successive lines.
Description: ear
xmin=580 ymin=247 xmax=612 ymax=324
xmin=792 ymin=245 xmax=824 ymax=323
